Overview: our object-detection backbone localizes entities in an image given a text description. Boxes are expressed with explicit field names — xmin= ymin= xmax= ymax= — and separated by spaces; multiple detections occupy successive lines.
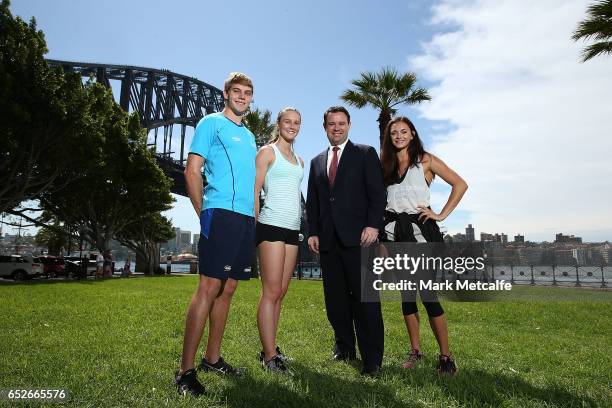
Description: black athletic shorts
xmin=198 ymin=208 xmax=255 ymax=280
xmin=255 ymin=222 xmax=299 ymax=246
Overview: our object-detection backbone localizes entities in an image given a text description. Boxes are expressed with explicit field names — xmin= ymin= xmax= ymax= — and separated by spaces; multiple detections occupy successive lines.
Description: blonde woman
xmin=254 ymin=107 xmax=304 ymax=374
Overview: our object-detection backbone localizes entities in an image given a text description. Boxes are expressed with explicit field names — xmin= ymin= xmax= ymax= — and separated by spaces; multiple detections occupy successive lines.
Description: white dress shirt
xmin=326 ymin=138 xmax=349 ymax=175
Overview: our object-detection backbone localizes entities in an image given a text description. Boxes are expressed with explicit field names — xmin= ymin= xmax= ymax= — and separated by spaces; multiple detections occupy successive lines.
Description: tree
xmin=39 ymin=84 xmax=175 ymax=256
xmin=243 ymin=107 xmax=275 ymax=148
xmin=573 ymin=0 xmax=612 ymax=62
xmin=0 ymin=0 xmax=90 ymax=213
xmin=34 ymin=220 xmax=74 ymax=256
xmin=115 ymin=212 xmax=174 ymax=275
xmin=340 ymin=67 xmax=431 ymax=148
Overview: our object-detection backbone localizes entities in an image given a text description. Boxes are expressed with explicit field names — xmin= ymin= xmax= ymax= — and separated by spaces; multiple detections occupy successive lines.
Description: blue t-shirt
xmin=189 ymin=112 xmax=257 ymax=217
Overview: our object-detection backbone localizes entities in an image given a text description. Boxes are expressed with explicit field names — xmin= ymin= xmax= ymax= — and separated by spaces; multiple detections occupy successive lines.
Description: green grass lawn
xmin=0 ymin=276 xmax=610 ymax=407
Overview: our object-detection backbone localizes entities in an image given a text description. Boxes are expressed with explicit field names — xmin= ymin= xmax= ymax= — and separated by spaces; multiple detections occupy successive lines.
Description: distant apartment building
xmin=554 ymin=249 xmax=575 ymax=265
xmin=518 ymin=247 xmax=544 ymax=265
xmin=514 ymin=234 xmax=525 ymax=243
xmin=179 ymin=231 xmax=191 ymax=247
xmin=191 ymin=234 xmax=200 ymax=254
xmin=164 ymin=227 xmax=181 ymax=252
xmin=465 ymin=224 xmax=475 ymax=242
xmin=164 ymin=227 xmax=193 ymax=252
xmin=479 ymin=232 xmax=508 ymax=243
xmin=480 ymin=232 xmax=495 ymax=242
xmin=485 ymin=243 xmax=516 ymax=265
xmin=572 ymin=248 xmax=587 ymax=266
xmin=592 ymin=242 xmax=612 ymax=265
xmin=452 ymin=233 xmax=467 ymax=242
xmin=555 ymin=233 xmax=582 ymax=244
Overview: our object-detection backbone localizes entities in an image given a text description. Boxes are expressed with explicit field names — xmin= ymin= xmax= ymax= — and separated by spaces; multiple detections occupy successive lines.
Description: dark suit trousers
xmin=320 ymin=229 xmax=384 ymax=368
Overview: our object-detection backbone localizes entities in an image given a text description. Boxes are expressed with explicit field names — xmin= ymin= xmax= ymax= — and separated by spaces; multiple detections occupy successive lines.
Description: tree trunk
xmin=377 ymin=110 xmax=393 ymax=150
xmin=149 ymin=242 xmax=160 ymax=275
xmin=136 ymin=251 xmax=147 ymax=275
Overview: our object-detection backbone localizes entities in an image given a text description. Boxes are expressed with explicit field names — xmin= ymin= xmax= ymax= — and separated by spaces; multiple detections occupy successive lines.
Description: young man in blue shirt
xmin=175 ymin=72 xmax=256 ymax=396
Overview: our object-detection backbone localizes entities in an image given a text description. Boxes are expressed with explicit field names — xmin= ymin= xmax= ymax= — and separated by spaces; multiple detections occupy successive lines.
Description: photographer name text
xmin=372 ymin=279 xmax=513 ymax=291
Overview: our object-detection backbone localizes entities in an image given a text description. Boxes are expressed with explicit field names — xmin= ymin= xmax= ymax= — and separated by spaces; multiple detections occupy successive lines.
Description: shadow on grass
xmin=216 ymin=361 xmax=596 ymax=408
xmin=221 ymin=361 xmax=407 ymax=408
xmin=384 ymin=364 xmax=597 ymax=407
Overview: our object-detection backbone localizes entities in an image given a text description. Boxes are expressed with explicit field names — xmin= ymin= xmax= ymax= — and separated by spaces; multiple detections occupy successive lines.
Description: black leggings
xmin=382 ymin=214 xmax=446 ymax=318
xmin=402 ymin=297 xmax=445 ymax=317
xmin=398 ymin=240 xmax=445 ymax=318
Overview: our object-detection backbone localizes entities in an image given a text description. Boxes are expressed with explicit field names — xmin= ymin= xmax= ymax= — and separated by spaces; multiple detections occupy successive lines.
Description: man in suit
xmin=306 ymin=106 xmax=386 ymax=375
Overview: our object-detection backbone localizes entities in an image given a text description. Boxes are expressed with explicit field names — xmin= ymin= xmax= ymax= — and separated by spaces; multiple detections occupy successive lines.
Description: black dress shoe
xmin=332 ymin=351 xmax=357 ymax=361
xmin=361 ymin=365 xmax=380 ymax=377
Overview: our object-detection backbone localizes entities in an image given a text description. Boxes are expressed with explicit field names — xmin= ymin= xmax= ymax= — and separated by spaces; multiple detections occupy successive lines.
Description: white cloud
xmin=411 ymin=0 xmax=612 ymax=240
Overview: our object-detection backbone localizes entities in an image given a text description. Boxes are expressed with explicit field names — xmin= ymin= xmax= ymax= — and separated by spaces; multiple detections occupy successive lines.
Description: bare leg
xmin=428 ymin=314 xmax=450 ymax=356
xmin=273 ymin=244 xmax=298 ymax=336
xmin=257 ymin=241 xmax=285 ymax=361
xmin=179 ymin=276 xmax=223 ymax=373
xmin=204 ymin=278 xmax=239 ymax=363
xmin=403 ymin=313 xmax=421 ymax=351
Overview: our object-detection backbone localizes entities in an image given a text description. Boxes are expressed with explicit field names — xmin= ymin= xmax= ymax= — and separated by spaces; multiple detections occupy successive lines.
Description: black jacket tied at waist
xmin=383 ymin=211 xmax=444 ymax=243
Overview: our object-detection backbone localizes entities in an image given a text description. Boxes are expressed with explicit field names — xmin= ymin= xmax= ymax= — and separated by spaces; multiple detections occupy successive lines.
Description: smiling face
xmin=389 ymin=121 xmax=414 ymax=150
xmin=223 ymin=83 xmax=253 ymax=116
xmin=278 ymin=110 xmax=301 ymax=142
xmin=324 ymin=111 xmax=351 ymax=146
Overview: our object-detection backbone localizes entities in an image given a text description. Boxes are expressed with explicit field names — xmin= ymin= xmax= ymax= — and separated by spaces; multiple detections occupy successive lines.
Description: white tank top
xmin=386 ymin=163 xmax=430 ymax=214
xmin=258 ymin=144 xmax=304 ymax=230
xmin=384 ymin=163 xmax=430 ymax=242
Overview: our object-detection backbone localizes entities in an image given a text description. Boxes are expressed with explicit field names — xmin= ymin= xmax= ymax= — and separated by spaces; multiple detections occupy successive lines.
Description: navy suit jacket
xmin=306 ymin=140 xmax=386 ymax=251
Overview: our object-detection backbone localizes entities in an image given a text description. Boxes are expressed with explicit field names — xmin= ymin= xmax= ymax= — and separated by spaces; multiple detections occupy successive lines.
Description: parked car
xmin=0 ymin=255 xmax=43 ymax=280
xmin=64 ymin=257 xmax=97 ymax=277
xmin=34 ymin=255 xmax=66 ymax=278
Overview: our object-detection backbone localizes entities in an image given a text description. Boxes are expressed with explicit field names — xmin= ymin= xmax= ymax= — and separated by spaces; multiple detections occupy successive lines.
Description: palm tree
xmin=573 ymin=0 xmax=612 ymax=62
xmin=243 ymin=107 xmax=275 ymax=148
xmin=341 ymin=67 xmax=431 ymax=148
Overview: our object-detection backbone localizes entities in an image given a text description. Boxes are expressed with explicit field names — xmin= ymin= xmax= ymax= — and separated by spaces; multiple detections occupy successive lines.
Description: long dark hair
xmin=381 ymin=116 xmax=427 ymax=186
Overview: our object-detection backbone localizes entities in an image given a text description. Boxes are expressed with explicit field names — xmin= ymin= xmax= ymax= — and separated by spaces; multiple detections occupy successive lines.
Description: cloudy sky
xmin=9 ymin=0 xmax=612 ymax=242
xmin=411 ymin=0 xmax=612 ymax=241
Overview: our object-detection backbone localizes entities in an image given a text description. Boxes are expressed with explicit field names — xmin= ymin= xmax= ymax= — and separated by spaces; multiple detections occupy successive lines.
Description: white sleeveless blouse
xmin=386 ymin=163 xmax=430 ymax=214
xmin=384 ymin=163 xmax=430 ymax=242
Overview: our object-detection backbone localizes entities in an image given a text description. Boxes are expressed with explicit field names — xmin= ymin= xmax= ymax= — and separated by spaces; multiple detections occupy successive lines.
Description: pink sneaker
xmin=436 ymin=354 xmax=457 ymax=376
xmin=401 ymin=349 xmax=423 ymax=369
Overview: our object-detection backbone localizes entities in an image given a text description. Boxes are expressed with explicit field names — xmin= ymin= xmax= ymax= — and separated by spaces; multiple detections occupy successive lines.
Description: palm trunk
xmin=377 ymin=110 xmax=393 ymax=150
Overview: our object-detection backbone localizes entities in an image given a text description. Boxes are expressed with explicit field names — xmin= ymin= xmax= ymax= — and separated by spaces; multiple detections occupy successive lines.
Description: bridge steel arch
xmin=46 ymin=59 xmax=225 ymax=196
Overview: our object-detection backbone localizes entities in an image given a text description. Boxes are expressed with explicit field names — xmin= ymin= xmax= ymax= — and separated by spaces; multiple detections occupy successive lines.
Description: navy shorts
xmin=198 ymin=208 xmax=255 ymax=280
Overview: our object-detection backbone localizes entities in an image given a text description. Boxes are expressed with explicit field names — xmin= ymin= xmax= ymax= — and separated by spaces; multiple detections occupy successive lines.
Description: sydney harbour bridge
xmin=46 ymin=59 xmax=225 ymax=196
xmin=46 ymin=59 xmax=312 ymax=267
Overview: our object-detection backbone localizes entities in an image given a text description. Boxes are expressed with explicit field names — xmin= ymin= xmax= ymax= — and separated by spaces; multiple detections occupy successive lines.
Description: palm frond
xmin=587 ymin=0 xmax=612 ymax=19
xmin=392 ymin=87 xmax=432 ymax=107
xmin=341 ymin=89 xmax=369 ymax=108
xmin=340 ymin=67 xmax=430 ymax=118
xmin=573 ymin=0 xmax=612 ymax=62
xmin=573 ymin=18 xmax=612 ymax=41
xmin=581 ymin=40 xmax=612 ymax=61
xmin=243 ymin=107 xmax=274 ymax=145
